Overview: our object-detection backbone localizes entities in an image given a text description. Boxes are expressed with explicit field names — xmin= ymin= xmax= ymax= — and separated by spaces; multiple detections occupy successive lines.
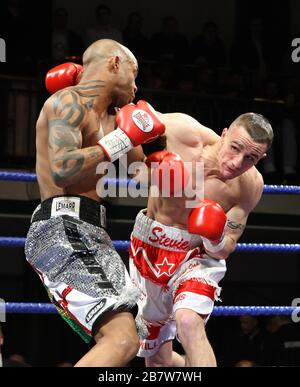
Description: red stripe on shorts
xmin=174 ymin=279 xmax=215 ymax=302
xmin=61 ymin=285 xmax=73 ymax=299
xmin=146 ymin=325 xmax=161 ymax=340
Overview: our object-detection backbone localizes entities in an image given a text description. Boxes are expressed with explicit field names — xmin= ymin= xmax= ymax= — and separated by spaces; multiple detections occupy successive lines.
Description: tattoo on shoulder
xmin=226 ymin=220 xmax=245 ymax=231
xmin=52 ymin=89 xmax=85 ymax=127
xmin=49 ymin=100 xmax=83 ymax=150
xmin=49 ymin=90 xmax=86 ymax=181
xmin=48 ymin=83 xmax=104 ymax=182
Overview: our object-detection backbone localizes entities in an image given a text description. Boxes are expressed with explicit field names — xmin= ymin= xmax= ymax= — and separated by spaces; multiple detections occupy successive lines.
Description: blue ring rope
xmin=4 ymin=303 xmax=299 ymax=316
xmin=0 ymin=171 xmax=299 ymax=194
xmin=1 ymin=237 xmax=299 ymax=253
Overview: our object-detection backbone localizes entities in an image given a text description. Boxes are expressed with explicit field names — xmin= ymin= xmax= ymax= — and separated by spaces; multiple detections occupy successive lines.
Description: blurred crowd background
xmin=0 ymin=0 xmax=299 ymax=182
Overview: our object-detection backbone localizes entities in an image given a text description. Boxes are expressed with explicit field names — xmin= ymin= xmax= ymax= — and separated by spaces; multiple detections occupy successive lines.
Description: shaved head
xmin=79 ymin=39 xmax=138 ymax=108
xmin=82 ymin=39 xmax=137 ymax=67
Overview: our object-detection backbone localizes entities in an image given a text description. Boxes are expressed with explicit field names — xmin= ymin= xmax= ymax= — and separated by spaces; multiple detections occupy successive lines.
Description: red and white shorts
xmin=129 ymin=210 xmax=227 ymax=357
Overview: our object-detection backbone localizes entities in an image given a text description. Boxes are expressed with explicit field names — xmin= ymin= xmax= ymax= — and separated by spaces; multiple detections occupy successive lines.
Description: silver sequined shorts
xmin=25 ymin=200 xmax=139 ymax=342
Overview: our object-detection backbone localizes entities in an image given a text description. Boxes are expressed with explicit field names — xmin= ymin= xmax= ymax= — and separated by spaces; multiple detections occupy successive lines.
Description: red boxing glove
xmin=188 ymin=199 xmax=227 ymax=252
xmin=45 ymin=62 xmax=83 ymax=94
xmin=98 ymin=100 xmax=165 ymax=162
xmin=146 ymin=151 xmax=189 ymax=195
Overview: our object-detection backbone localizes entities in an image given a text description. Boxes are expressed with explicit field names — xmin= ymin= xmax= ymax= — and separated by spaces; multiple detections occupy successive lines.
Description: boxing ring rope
xmin=5 ymin=303 xmax=299 ymax=316
xmin=1 ymin=171 xmax=300 ymax=194
xmin=1 ymin=170 xmax=300 ymax=317
xmin=1 ymin=236 xmax=300 ymax=253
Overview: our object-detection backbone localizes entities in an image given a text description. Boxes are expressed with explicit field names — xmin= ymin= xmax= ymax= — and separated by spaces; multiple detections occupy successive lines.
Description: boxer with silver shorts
xmin=25 ymin=39 xmax=165 ymax=366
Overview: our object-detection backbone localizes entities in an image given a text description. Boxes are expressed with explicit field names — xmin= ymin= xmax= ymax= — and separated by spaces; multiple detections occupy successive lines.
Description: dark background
xmin=0 ymin=0 xmax=300 ymax=367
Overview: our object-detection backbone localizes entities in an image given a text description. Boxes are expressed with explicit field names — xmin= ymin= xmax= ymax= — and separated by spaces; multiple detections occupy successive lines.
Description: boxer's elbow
xmin=218 ymin=249 xmax=232 ymax=260
xmin=207 ymin=239 xmax=236 ymax=260
xmin=209 ymin=250 xmax=230 ymax=260
xmin=221 ymin=240 xmax=237 ymax=260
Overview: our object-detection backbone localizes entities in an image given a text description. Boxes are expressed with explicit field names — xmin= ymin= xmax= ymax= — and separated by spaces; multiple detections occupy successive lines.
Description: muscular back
xmin=147 ymin=113 xmax=264 ymax=229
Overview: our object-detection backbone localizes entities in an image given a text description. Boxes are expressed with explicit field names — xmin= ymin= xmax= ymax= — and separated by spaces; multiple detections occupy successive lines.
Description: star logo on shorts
xmin=155 ymin=257 xmax=175 ymax=277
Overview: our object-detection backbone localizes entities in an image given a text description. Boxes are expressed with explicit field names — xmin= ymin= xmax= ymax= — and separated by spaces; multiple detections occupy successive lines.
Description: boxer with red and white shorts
xmin=129 ymin=209 xmax=226 ymax=357
xmin=130 ymin=111 xmax=271 ymax=367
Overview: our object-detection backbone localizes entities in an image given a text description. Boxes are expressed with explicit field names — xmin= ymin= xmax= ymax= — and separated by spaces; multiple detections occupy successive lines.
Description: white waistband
xmin=132 ymin=209 xmax=202 ymax=252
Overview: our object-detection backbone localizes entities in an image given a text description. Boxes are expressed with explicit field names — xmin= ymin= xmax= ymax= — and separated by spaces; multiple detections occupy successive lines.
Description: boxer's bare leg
xmin=75 ymin=312 xmax=139 ymax=367
xmin=145 ymin=340 xmax=185 ymax=367
xmin=176 ymin=309 xmax=216 ymax=367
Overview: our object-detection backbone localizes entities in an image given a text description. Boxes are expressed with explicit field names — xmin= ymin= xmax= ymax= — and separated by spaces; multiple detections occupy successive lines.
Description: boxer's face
xmin=218 ymin=125 xmax=267 ymax=179
xmin=113 ymin=57 xmax=138 ymax=107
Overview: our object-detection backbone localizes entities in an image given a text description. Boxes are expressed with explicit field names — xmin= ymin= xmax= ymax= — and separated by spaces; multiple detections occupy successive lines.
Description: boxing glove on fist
xmin=45 ymin=62 xmax=83 ymax=94
xmin=146 ymin=150 xmax=189 ymax=195
xmin=188 ymin=199 xmax=227 ymax=253
xmin=98 ymin=100 xmax=165 ymax=162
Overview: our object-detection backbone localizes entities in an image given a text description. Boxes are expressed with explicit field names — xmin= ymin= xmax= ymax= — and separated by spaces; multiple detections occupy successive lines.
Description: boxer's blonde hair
xmin=230 ymin=113 xmax=273 ymax=149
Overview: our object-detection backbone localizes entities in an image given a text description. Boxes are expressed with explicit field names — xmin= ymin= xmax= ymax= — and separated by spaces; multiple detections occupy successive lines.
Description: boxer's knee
xmin=95 ymin=325 xmax=139 ymax=361
xmin=176 ymin=309 xmax=207 ymax=345
xmin=94 ymin=311 xmax=140 ymax=359
xmin=117 ymin=330 xmax=140 ymax=360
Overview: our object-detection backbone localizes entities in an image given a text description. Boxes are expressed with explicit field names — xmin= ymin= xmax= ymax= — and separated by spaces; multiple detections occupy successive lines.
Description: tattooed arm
xmin=46 ymin=89 xmax=106 ymax=188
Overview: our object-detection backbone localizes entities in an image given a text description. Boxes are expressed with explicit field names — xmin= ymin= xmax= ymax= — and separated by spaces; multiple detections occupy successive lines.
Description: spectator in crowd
xmin=123 ymin=11 xmax=149 ymax=61
xmin=230 ymin=315 xmax=265 ymax=365
xmin=261 ymin=315 xmax=300 ymax=366
xmin=230 ymin=17 xmax=270 ymax=96
xmin=56 ymin=360 xmax=73 ymax=367
xmin=190 ymin=21 xmax=227 ymax=68
xmin=234 ymin=359 xmax=257 ymax=367
xmin=149 ymin=16 xmax=189 ymax=64
xmin=0 ymin=0 xmax=35 ymax=75
xmin=85 ymin=4 xmax=123 ymax=46
xmin=231 ymin=17 xmax=267 ymax=73
xmin=259 ymin=79 xmax=298 ymax=180
xmin=0 ymin=324 xmax=31 ymax=367
xmin=51 ymin=8 xmax=84 ymax=64
xmin=5 ymin=353 xmax=31 ymax=367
